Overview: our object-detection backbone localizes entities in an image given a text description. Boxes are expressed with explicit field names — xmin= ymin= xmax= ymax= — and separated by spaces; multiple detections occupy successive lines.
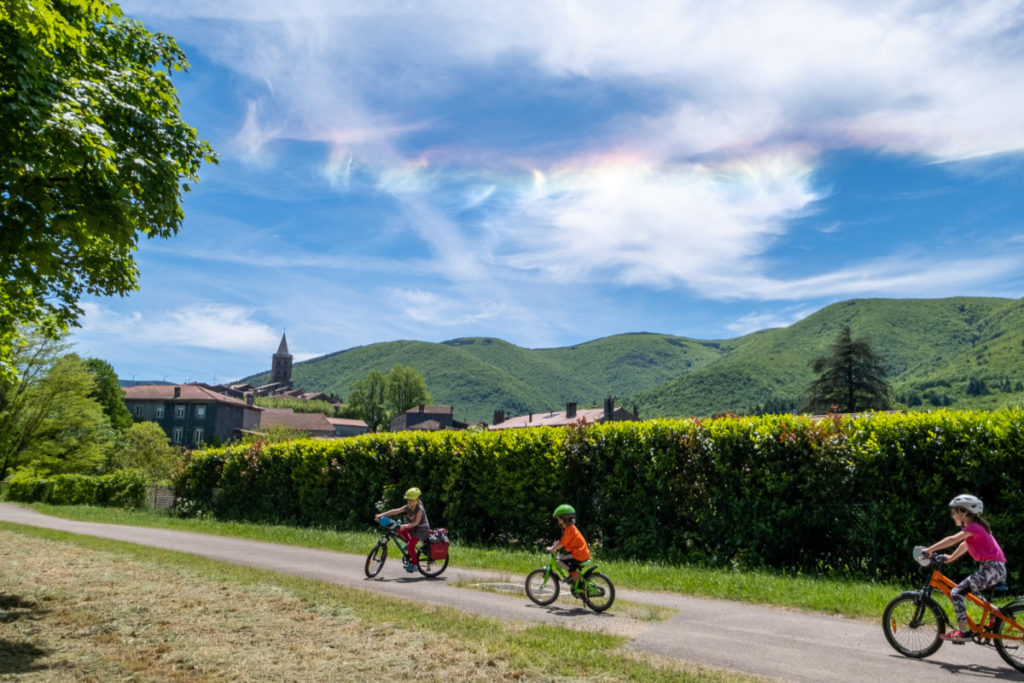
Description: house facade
xmin=122 ymin=384 xmax=262 ymax=448
xmin=389 ymin=404 xmax=463 ymax=432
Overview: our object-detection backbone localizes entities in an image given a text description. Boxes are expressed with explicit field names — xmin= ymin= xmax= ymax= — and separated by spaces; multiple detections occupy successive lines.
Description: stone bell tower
xmin=271 ymin=332 xmax=293 ymax=387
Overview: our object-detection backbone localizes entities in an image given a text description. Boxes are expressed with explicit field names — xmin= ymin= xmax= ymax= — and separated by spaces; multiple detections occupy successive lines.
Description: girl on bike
xmin=921 ymin=494 xmax=1007 ymax=643
xmin=546 ymin=504 xmax=590 ymax=585
xmin=376 ymin=487 xmax=430 ymax=572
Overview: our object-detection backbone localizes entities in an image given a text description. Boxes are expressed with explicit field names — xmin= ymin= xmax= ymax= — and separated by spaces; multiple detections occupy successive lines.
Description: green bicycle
xmin=524 ymin=552 xmax=615 ymax=613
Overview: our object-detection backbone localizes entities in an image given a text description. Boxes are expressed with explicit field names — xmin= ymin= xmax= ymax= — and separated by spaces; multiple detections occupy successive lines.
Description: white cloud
xmin=387 ymin=288 xmax=507 ymax=327
xmin=78 ymin=303 xmax=279 ymax=353
xmin=495 ymin=150 xmax=820 ymax=287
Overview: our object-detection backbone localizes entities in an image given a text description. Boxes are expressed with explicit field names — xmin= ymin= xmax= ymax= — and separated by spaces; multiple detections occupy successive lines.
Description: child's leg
xmin=397 ymin=527 xmax=418 ymax=564
xmin=555 ymin=553 xmax=573 ymax=572
xmin=951 ymin=562 xmax=1007 ymax=630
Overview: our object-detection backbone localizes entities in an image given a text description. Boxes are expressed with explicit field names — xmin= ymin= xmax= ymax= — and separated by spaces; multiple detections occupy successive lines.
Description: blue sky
xmin=71 ymin=0 xmax=1024 ymax=384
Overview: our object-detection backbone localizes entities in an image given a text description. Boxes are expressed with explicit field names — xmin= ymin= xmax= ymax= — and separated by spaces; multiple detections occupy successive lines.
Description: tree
xmin=83 ymin=357 xmax=133 ymax=432
xmin=804 ymin=325 xmax=891 ymax=413
xmin=110 ymin=421 xmax=180 ymax=483
xmin=0 ymin=336 xmax=113 ymax=478
xmin=0 ymin=0 xmax=216 ymax=377
xmin=348 ymin=370 xmax=388 ymax=431
xmin=384 ymin=364 xmax=432 ymax=418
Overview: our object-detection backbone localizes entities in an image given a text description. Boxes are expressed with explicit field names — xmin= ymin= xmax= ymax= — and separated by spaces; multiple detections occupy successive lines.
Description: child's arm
xmin=546 ymin=539 xmax=564 ymax=553
xmin=944 ymin=540 xmax=969 ymax=563
xmin=924 ymin=530 xmax=971 ymax=557
xmin=375 ymin=504 xmax=407 ymax=520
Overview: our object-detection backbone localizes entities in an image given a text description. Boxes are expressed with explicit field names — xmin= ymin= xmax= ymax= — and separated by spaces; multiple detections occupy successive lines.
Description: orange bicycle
xmin=882 ymin=546 xmax=1024 ymax=672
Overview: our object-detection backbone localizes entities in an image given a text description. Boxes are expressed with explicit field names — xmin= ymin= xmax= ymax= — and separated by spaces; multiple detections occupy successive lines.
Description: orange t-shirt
xmin=560 ymin=524 xmax=590 ymax=562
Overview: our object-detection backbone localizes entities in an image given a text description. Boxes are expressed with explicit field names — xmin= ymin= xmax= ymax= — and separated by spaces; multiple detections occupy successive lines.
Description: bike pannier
xmin=428 ymin=528 xmax=449 ymax=559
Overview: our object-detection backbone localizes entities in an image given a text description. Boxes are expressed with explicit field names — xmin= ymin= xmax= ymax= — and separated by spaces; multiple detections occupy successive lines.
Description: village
xmin=122 ymin=333 xmax=639 ymax=448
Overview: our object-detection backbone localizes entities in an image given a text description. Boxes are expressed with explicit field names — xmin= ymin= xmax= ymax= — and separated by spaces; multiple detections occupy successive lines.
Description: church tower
xmin=271 ymin=332 xmax=293 ymax=387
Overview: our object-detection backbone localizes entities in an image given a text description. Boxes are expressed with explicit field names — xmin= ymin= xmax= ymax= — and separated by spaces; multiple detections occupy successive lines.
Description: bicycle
xmin=524 ymin=552 xmax=615 ymax=613
xmin=882 ymin=546 xmax=1024 ymax=672
xmin=363 ymin=516 xmax=449 ymax=579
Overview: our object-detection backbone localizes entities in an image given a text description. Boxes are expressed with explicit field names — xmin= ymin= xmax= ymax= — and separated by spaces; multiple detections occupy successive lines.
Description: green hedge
xmin=173 ymin=410 xmax=1024 ymax=583
xmin=6 ymin=469 xmax=147 ymax=508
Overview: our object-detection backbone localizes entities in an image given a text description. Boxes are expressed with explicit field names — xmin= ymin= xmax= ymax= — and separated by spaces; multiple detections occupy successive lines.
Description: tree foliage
xmin=83 ymin=357 xmax=132 ymax=431
xmin=384 ymin=364 xmax=432 ymax=418
xmin=346 ymin=364 xmax=432 ymax=431
xmin=110 ymin=420 xmax=181 ymax=483
xmin=0 ymin=333 xmax=113 ymax=478
xmin=804 ymin=325 xmax=891 ymax=413
xmin=0 ymin=0 xmax=216 ymax=376
xmin=348 ymin=370 xmax=388 ymax=432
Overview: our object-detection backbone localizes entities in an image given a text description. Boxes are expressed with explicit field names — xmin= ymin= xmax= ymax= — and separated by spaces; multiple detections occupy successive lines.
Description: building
xmin=488 ymin=399 xmax=639 ymax=431
xmin=389 ymin=404 xmax=470 ymax=432
xmin=122 ymin=384 xmax=262 ymax=448
xmin=259 ymin=409 xmax=369 ymax=438
xmin=208 ymin=333 xmax=341 ymax=404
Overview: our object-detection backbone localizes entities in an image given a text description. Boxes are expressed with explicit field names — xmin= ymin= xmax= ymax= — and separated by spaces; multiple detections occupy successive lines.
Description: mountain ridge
xmin=241 ymin=296 xmax=1024 ymax=422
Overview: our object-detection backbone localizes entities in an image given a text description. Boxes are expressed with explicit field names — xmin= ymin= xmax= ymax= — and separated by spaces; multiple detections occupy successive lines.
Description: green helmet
xmin=404 ymin=487 xmax=421 ymax=501
xmin=552 ymin=504 xmax=575 ymax=518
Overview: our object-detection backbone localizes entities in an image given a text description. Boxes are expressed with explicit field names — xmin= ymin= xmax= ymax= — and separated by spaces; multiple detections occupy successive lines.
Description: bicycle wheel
xmin=525 ymin=568 xmax=560 ymax=606
xmin=995 ymin=604 xmax=1024 ymax=672
xmin=364 ymin=542 xmax=387 ymax=578
xmin=416 ymin=546 xmax=449 ymax=578
xmin=581 ymin=572 xmax=615 ymax=613
xmin=882 ymin=594 xmax=944 ymax=658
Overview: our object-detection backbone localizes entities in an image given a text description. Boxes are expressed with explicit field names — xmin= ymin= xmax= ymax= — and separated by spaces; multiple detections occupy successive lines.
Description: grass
xmin=0 ymin=524 xmax=755 ymax=682
xmin=25 ymin=503 xmax=902 ymax=620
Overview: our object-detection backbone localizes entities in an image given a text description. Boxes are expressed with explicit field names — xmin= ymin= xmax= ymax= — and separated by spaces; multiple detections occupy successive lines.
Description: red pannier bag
xmin=428 ymin=528 xmax=449 ymax=559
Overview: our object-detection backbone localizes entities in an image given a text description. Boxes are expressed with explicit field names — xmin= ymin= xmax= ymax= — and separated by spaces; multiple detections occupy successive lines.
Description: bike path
xmin=0 ymin=504 xmax=1017 ymax=682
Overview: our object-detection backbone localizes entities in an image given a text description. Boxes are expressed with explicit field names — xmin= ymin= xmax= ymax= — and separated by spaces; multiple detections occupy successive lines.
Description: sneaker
xmin=940 ymin=629 xmax=972 ymax=644
xmin=403 ymin=563 xmax=416 ymax=572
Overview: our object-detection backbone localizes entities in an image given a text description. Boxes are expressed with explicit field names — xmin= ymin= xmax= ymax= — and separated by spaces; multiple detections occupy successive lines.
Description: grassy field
xmin=21 ymin=504 xmax=904 ymax=620
xmin=0 ymin=523 xmax=757 ymax=682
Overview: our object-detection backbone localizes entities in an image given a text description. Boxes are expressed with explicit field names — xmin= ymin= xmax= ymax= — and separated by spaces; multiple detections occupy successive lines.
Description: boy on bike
xmin=546 ymin=504 xmax=590 ymax=585
xmin=375 ymin=487 xmax=430 ymax=572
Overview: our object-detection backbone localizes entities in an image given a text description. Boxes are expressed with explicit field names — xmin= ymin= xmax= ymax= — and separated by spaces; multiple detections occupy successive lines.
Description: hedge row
xmin=173 ymin=410 xmax=1024 ymax=583
xmin=6 ymin=469 xmax=148 ymax=508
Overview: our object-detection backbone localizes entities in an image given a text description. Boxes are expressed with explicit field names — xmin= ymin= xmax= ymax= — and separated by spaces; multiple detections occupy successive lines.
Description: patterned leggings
xmin=951 ymin=560 xmax=1006 ymax=623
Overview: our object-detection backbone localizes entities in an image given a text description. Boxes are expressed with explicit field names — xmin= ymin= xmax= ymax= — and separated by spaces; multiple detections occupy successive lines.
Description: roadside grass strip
xmin=27 ymin=504 xmax=899 ymax=620
xmin=0 ymin=525 xmax=757 ymax=682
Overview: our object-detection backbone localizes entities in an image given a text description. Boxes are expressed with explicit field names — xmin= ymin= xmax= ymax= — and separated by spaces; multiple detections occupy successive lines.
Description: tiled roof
xmin=489 ymin=407 xmax=608 ymax=430
xmin=326 ymin=417 xmax=369 ymax=428
xmin=260 ymin=409 xmax=333 ymax=432
xmin=403 ymin=404 xmax=453 ymax=415
xmin=122 ymin=384 xmax=258 ymax=408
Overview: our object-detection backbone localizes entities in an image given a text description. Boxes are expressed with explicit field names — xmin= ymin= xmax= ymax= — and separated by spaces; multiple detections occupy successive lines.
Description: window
xmin=155 ymin=406 xmax=164 ymax=418
xmin=195 ymin=404 xmax=206 ymax=419
xmin=175 ymin=406 xmax=185 ymax=419
xmin=172 ymin=427 xmax=183 ymax=444
xmin=134 ymin=406 xmax=143 ymax=417
xmin=193 ymin=428 xmax=204 ymax=445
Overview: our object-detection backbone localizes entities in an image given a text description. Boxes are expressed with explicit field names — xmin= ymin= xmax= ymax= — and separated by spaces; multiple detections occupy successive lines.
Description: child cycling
xmin=376 ymin=487 xmax=430 ymax=572
xmin=921 ymin=494 xmax=1007 ymax=643
xmin=546 ymin=504 xmax=590 ymax=585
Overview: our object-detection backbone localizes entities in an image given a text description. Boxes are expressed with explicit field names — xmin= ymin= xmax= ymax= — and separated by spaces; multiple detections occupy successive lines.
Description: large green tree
xmin=0 ymin=333 xmax=113 ymax=478
xmin=110 ymin=421 xmax=180 ymax=483
xmin=384 ymin=364 xmax=432 ymax=418
xmin=804 ymin=325 xmax=891 ymax=413
xmin=83 ymin=357 xmax=133 ymax=432
xmin=348 ymin=370 xmax=388 ymax=432
xmin=0 ymin=0 xmax=215 ymax=377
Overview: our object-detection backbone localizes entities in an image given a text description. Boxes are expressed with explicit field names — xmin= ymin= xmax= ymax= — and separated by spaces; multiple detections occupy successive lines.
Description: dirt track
xmin=0 ymin=503 xmax=1018 ymax=682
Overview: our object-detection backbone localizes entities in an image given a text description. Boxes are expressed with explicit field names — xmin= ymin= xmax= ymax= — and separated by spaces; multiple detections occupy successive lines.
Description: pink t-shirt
xmin=964 ymin=522 xmax=1006 ymax=562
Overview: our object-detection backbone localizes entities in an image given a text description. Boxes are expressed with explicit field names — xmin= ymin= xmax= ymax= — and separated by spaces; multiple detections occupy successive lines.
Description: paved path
xmin=0 ymin=504 xmax=1019 ymax=682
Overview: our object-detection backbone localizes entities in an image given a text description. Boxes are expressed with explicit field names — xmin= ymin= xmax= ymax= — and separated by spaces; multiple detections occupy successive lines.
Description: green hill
xmin=241 ymin=297 xmax=1024 ymax=422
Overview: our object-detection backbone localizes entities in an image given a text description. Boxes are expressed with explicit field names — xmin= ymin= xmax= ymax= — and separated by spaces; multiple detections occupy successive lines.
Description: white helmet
xmin=948 ymin=494 xmax=983 ymax=516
